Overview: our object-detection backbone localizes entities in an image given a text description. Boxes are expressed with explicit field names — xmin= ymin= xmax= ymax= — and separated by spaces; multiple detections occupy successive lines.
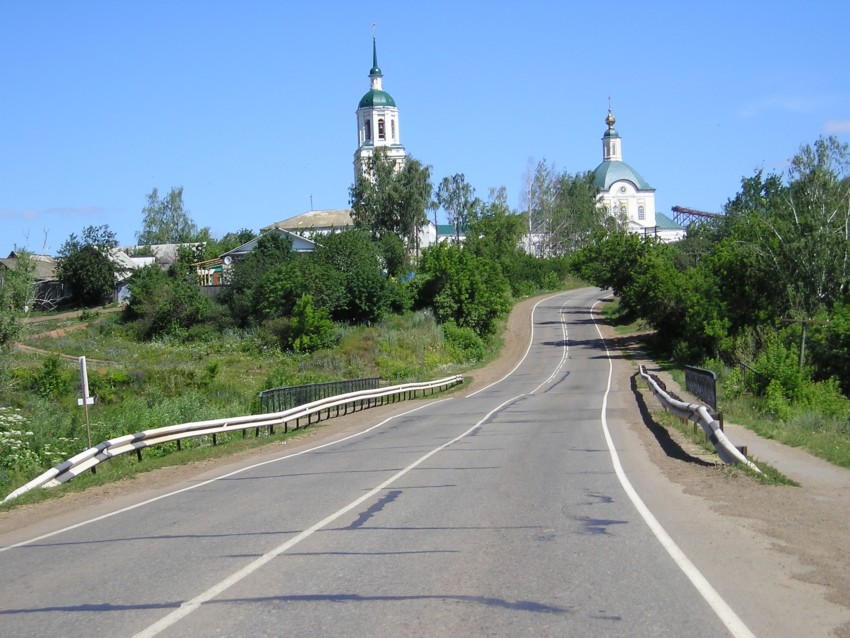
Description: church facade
xmin=593 ymin=109 xmax=657 ymax=233
xmin=593 ymin=109 xmax=684 ymax=242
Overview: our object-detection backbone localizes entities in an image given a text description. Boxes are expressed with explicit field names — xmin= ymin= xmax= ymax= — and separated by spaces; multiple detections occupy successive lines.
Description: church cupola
xmin=592 ymin=105 xmax=658 ymax=233
xmin=602 ymin=108 xmax=622 ymax=162
xmin=354 ymin=28 xmax=405 ymax=180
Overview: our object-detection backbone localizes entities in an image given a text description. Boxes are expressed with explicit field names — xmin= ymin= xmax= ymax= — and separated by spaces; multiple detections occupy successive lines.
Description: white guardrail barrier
xmin=639 ymin=365 xmax=761 ymax=473
xmin=3 ymin=375 xmax=464 ymax=502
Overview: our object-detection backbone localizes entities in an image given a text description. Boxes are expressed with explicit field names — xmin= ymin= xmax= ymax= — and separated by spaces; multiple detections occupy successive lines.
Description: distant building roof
xmin=1 ymin=252 xmax=57 ymax=281
xmin=655 ymin=212 xmax=684 ymax=230
xmin=436 ymin=224 xmax=467 ymax=237
xmin=593 ymin=159 xmax=653 ymax=191
xmin=221 ymin=227 xmax=317 ymax=260
xmin=262 ymin=209 xmax=355 ymax=234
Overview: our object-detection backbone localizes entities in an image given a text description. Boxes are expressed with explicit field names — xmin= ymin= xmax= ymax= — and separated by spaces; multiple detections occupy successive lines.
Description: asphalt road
xmin=0 ymin=288 xmax=751 ymax=637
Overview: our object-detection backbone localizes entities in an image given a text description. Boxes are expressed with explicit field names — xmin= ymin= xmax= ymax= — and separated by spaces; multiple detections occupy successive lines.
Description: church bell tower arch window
xmin=365 ymin=119 xmax=371 ymax=141
xmin=378 ymin=118 xmax=386 ymax=140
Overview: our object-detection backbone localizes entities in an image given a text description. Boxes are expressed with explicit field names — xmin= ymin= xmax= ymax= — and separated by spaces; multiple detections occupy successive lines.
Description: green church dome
xmin=358 ymin=89 xmax=397 ymax=109
xmin=593 ymin=160 xmax=653 ymax=191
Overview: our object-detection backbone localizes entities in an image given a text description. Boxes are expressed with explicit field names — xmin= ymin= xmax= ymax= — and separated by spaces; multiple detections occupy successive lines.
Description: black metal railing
xmin=684 ymin=365 xmax=717 ymax=411
xmin=259 ymin=377 xmax=381 ymax=413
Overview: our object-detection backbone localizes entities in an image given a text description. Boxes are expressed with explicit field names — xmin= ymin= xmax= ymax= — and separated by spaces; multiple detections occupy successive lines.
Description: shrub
xmin=31 ymin=356 xmax=73 ymax=399
xmin=287 ymin=295 xmax=337 ymax=353
xmin=443 ymin=321 xmax=485 ymax=363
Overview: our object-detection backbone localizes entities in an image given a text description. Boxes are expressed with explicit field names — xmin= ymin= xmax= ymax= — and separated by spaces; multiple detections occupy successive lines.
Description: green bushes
xmin=124 ymin=259 xmax=212 ymax=340
xmin=443 ymin=322 xmax=485 ymax=363
xmin=417 ymin=242 xmax=512 ymax=338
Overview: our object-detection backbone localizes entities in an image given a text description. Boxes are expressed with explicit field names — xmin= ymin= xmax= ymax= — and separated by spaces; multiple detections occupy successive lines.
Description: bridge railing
xmin=259 ymin=377 xmax=380 ymax=413
xmin=684 ymin=365 xmax=717 ymax=411
xmin=3 ymin=374 xmax=464 ymax=502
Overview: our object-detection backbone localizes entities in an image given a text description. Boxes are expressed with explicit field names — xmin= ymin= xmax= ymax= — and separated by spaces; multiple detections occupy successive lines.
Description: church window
xmin=391 ymin=119 xmax=396 ymax=140
xmin=638 ymin=205 xmax=645 ymax=221
xmin=365 ymin=119 xmax=371 ymax=141
xmin=378 ymin=118 xmax=386 ymax=140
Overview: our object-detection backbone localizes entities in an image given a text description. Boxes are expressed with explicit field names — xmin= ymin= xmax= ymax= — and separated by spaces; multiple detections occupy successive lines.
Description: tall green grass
xmin=0 ymin=309 xmax=481 ymax=501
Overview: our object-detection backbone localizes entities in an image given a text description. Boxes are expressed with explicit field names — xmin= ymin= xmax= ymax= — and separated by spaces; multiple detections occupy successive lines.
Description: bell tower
xmin=354 ymin=28 xmax=405 ymax=180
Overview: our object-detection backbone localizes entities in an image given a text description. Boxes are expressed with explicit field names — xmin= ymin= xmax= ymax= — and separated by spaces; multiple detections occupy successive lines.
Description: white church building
xmin=593 ymin=109 xmax=684 ymax=242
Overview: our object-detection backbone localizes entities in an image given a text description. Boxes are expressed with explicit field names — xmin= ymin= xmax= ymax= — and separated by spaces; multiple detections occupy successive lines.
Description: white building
xmin=353 ymin=35 xmax=405 ymax=179
xmin=593 ymin=109 xmax=684 ymax=242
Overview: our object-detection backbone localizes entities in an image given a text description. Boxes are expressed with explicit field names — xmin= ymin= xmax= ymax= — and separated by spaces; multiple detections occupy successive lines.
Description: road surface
xmin=0 ymin=288 xmax=766 ymax=636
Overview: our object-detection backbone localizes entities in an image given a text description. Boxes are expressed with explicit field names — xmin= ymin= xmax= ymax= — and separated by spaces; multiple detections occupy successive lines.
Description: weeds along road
xmin=0 ymin=288 xmax=768 ymax=637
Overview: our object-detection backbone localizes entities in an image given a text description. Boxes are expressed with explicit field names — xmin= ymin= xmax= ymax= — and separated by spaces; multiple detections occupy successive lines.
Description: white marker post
xmin=77 ymin=357 xmax=95 ymax=462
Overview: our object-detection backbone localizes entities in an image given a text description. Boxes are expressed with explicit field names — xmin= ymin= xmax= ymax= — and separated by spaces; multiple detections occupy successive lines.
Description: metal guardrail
xmin=685 ymin=365 xmax=717 ymax=411
xmin=3 ymin=375 xmax=464 ymax=502
xmin=259 ymin=377 xmax=380 ymax=413
xmin=639 ymin=365 xmax=761 ymax=473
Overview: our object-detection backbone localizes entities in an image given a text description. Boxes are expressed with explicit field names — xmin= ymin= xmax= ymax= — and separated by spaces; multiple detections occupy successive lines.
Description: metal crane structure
xmin=671 ymin=205 xmax=722 ymax=227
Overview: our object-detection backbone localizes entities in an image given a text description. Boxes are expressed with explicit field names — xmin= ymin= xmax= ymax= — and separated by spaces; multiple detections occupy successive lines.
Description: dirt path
xmin=2 ymin=291 xmax=849 ymax=634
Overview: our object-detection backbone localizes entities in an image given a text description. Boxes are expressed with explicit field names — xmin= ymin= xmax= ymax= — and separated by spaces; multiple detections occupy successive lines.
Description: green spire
xmin=370 ymin=34 xmax=382 ymax=77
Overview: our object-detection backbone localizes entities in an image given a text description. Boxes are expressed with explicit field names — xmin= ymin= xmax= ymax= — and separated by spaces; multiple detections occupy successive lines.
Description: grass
xmin=1 ymin=418 xmax=348 ymax=510
xmin=0 ymin=307 xmax=491 ymax=506
xmin=652 ymin=408 xmax=797 ymax=486
xmin=0 ymin=280 xmax=594 ymax=507
xmin=617 ymin=316 xmax=850 ymax=472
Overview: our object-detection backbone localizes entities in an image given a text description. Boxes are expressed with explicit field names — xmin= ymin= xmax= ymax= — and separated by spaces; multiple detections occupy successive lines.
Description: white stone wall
xmin=601 ymin=181 xmax=656 ymax=229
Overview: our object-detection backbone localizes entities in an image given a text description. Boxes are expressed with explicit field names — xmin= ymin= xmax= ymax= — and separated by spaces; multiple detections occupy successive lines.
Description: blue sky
xmin=2 ymin=0 xmax=848 ymax=256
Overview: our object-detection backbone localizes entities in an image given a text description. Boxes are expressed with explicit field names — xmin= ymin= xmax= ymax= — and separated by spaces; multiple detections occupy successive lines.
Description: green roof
xmin=358 ymin=89 xmax=396 ymax=109
xmin=437 ymin=224 xmax=467 ymax=236
xmin=593 ymin=160 xmax=653 ymax=191
xmin=654 ymin=212 xmax=684 ymax=230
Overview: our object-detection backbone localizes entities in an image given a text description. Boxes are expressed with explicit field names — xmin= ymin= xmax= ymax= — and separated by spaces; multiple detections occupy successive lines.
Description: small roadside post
xmin=77 ymin=356 xmax=96 ymax=473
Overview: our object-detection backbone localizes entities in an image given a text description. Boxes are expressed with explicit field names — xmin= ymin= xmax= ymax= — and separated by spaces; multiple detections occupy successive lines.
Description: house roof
xmin=262 ymin=209 xmax=354 ymax=233
xmin=0 ymin=252 xmax=57 ymax=281
xmin=221 ymin=227 xmax=317 ymax=259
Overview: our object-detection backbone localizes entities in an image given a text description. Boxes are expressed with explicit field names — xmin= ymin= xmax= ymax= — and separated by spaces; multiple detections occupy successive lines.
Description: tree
xmin=522 ymin=160 xmax=604 ymax=256
xmin=0 ymin=250 xmax=35 ymax=349
xmin=550 ymin=170 xmax=605 ymax=253
xmin=522 ymin=159 xmax=557 ymax=255
xmin=219 ymin=232 xmax=294 ymax=326
xmin=417 ymin=242 xmax=512 ymax=337
xmin=138 ymin=186 xmax=198 ymax=245
xmin=349 ymin=147 xmax=432 ymax=259
xmin=435 ymin=173 xmax=479 ymax=244
xmin=123 ymin=250 xmax=211 ymax=340
xmin=465 ymin=187 xmax=525 ymax=264
xmin=312 ymin=230 xmax=389 ymax=324
xmin=56 ymin=225 xmax=118 ymax=307
xmin=724 ymin=138 xmax=850 ymax=322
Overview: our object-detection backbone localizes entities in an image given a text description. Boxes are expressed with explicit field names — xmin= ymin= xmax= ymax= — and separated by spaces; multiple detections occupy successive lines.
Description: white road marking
xmin=590 ymin=298 xmax=757 ymax=638
xmin=0 ymin=401 xmax=446 ymax=553
xmin=466 ymin=292 xmax=573 ymax=397
xmin=132 ymin=395 xmax=523 ymax=638
xmin=530 ymin=299 xmax=571 ymax=394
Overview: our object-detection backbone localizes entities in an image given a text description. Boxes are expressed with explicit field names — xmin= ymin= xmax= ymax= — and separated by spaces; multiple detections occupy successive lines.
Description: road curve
xmin=0 ymin=288 xmax=751 ymax=637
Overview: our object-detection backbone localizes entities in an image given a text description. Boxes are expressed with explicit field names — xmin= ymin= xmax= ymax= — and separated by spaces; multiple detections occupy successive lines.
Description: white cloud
xmin=823 ymin=119 xmax=850 ymax=134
